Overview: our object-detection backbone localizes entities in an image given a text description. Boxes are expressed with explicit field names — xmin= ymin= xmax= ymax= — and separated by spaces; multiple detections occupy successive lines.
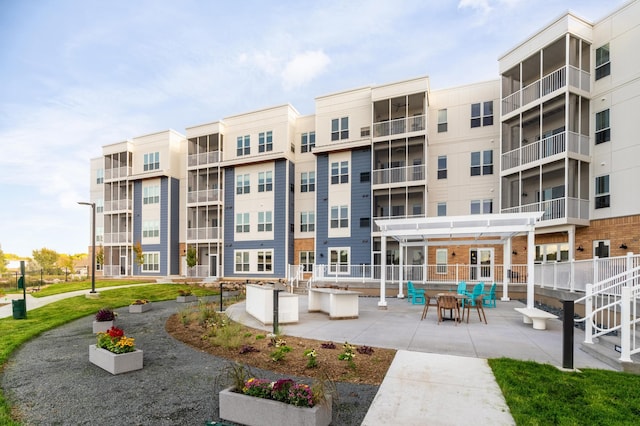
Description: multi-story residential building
xmin=89 ymin=0 xmax=640 ymax=284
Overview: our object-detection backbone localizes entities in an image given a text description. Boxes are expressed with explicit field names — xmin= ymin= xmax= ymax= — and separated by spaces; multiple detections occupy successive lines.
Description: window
xmin=437 ymin=202 xmax=447 ymax=217
xmin=329 ymin=248 xmax=349 ymax=273
xmin=142 ymin=221 xmax=160 ymax=238
xmin=360 ymin=171 xmax=370 ymax=182
xmin=258 ymin=171 xmax=273 ymax=192
xmin=360 ymin=217 xmax=370 ymax=228
xmin=96 ymin=199 xmax=103 ymax=213
xmin=96 ymin=168 xmax=104 ymax=184
xmin=330 ymin=205 xmax=349 ymax=228
xmin=236 ymin=135 xmax=250 ymax=156
xmin=594 ymin=240 xmax=610 ymax=258
xmin=595 ymin=43 xmax=610 ymax=80
xmin=143 ymin=152 xmax=160 ymax=171
xmin=437 ymin=109 xmax=448 ymax=133
xmin=535 ymin=243 xmax=569 ymax=263
xmin=436 ymin=249 xmax=447 ymax=274
xmin=257 ymin=211 xmax=272 ymax=232
xmin=142 ymin=252 xmax=159 ymax=272
xmin=470 ymin=150 xmax=493 ymax=176
xmin=595 ymin=175 xmax=610 ymax=209
xmin=235 ymin=251 xmax=250 ymax=272
xmin=299 ymin=251 xmax=314 ymax=272
xmin=595 ymin=109 xmax=610 ymax=144
xmin=471 ymin=199 xmax=493 ymax=214
xmin=257 ymin=250 xmax=273 ymax=272
xmin=301 ymin=171 xmax=315 ymax=192
xmin=471 ymin=101 xmax=493 ymax=127
xmin=360 ymin=126 xmax=370 ymax=137
xmin=235 ymin=212 xmax=250 ymax=233
xmin=437 ymin=156 xmax=447 ymax=179
xmin=143 ymin=185 xmax=160 ymax=205
xmin=300 ymin=211 xmax=315 ymax=232
xmin=331 ymin=161 xmax=349 ymax=184
xmin=301 ymin=132 xmax=315 ymax=153
xmin=258 ymin=131 xmax=273 ymax=153
xmin=236 ymin=174 xmax=250 ymax=194
xmin=331 ymin=117 xmax=349 ymax=141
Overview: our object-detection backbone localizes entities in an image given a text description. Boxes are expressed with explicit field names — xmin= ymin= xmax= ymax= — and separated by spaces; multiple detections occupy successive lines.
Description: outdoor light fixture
xmin=512 ymin=250 xmax=518 ymax=255
xmin=620 ymin=243 xmax=628 ymax=250
xmin=451 ymin=251 xmax=456 ymax=257
xmin=577 ymin=245 xmax=584 ymax=252
xmin=78 ymin=201 xmax=97 ymax=294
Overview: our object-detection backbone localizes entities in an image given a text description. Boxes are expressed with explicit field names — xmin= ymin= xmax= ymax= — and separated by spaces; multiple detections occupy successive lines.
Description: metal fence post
xmin=562 ymin=299 xmax=574 ymax=369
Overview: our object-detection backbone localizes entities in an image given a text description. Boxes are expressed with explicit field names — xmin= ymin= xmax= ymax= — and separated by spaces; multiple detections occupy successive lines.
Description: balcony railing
xmin=187 ymin=189 xmax=222 ymax=204
xmin=501 ymin=131 xmax=589 ymax=171
xmin=187 ymin=227 xmax=221 ymax=241
xmin=372 ymin=164 xmax=425 ymax=185
xmin=372 ymin=114 xmax=425 ymax=138
xmin=502 ymin=65 xmax=590 ymax=115
xmin=188 ymin=150 xmax=222 ymax=167
xmin=104 ymin=199 xmax=133 ymax=212
xmin=501 ymin=197 xmax=589 ymax=222
xmin=104 ymin=166 xmax=132 ymax=181
xmin=103 ymin=232 xmax=132 ymax=244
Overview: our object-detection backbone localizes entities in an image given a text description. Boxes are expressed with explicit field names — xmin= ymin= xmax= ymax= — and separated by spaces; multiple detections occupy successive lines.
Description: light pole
xmin=78 ymin=201 xmax=97 ymax=294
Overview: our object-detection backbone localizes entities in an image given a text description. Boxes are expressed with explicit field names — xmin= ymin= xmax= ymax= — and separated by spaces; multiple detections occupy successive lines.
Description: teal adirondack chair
xmin=456 ymin=281 xmax=468 ymax=296
xmin=482 ymin=283 xmax=497 ymax=308
xmin=463 ymin=283 xmax=484 ymax=307
xmin=406 ymin=281 xmax=426 ymax=305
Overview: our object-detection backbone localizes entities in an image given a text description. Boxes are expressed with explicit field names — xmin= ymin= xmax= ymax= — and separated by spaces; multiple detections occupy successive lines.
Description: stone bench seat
xmin=514 ymin=307 xmax=558 ymax=330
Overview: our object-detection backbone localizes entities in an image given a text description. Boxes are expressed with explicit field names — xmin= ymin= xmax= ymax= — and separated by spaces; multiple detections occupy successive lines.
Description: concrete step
xmin=579 ymin=334 xmax=640 ymax=373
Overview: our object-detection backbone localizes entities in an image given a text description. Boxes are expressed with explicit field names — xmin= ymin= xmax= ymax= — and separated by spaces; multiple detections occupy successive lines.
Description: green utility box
xmin=12 ymin=299 xmax=27 ymax=319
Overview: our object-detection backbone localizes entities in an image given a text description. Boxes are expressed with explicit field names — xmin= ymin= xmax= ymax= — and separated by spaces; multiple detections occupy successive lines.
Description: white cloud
xmin=281 ymin=50 xmax=331 ymax=91
xmin=458 ymin=0 xmax=492 ymax=14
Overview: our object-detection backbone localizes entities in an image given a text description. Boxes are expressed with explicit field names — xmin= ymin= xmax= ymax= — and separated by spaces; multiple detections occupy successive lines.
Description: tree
xmin=186 ymin=246 xmax=197 ymax=276
xmin=32 ymin=248 xmax=59 ymax=274
xmin=58 ymin=254 xmax=78 ymax=280
xmin=96 ymin=245 xmax=104 ymax=268
xmin=133 ymin=242 xmax=144 ymax=268
xmin=0 ymin=247 xmax=6 ymax=274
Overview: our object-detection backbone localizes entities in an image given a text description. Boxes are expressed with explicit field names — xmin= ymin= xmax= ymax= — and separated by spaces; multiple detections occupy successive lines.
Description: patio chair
xmin=482 ymin=283 xmax=497 ymax=308
xmin=462 ymin=283 xmax=484 ymax=308
xmin=462 ymin=294 xmax=488 ymax=324
xmin=456 ymin=281 xmax=469 ymax=296
xmin=421 ymin=294 xmax=439 ymax=320
xmin=437 ymin=294 xmax=460 ymax=325
xmin=407 ymin=281 xmax=425 ymax=305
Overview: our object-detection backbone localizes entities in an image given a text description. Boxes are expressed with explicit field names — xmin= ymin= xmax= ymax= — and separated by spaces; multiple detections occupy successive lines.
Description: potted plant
xmin=89 ymin=326 xmax=143 ymax=375
xmin=177 ymin=288 xmax=197 ymax=303
xmin=129 ymin=299 xmax=152 ymax=313
xmin=93 ymin=308 xmax=117 ymax=333
xmin=218 ymin=365 xmax=332 ymax=426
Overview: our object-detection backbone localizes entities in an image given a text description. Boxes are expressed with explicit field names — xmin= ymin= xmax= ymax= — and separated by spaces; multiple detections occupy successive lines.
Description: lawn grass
xmin=489 ymin=358 xmax=640 ymax=425
xmin=22 ymin=278 xmax=157 ymax=297
xmin=0 ymin=283 xmax=218 ymax=425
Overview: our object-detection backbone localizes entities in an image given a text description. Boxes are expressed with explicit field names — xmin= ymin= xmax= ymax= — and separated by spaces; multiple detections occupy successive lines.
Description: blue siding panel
xmin=348 ymin=148 xmax=372 ymax=265
xmin=170 ymin=177 xmax=180 ymax=275
xmin=315 ymin=154 xmax=329 ymax=263
xmin=132 ymin=181 xmax=142 ymax=276
xmin=223 ymin=168 xmax=235 ymax=277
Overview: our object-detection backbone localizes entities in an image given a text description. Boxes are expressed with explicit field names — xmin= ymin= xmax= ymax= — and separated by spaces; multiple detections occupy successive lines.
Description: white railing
xmin=187 ymin=265 xmax=210 ymax=278
xmin=372 ymin=114 xmax=425 ymax=138
xmin=501 ymin=131 xmax=589 ymax=172
xmin=372 ymin=164 xmax=425 ymax=185
xmin=187 ymin=189 xmax=221 ymax=204
xmin=104 ymin=199 xmax=133 ymax=212
xmin=186 ymin=227 xmax=221 ymax=241
xmin=188 ymin=150 xmax=222 ymax=167
xmin=287 ymin=264 xmax=305 ymax=291
xmin=103 ymin=232 xmax=131 ymax=244
xmin=501 ymin=197 xmax=589 ymax=222
xmin=103 ymin=265 xmax=130 ymax=276
xmin=104 ymin=166 xmax=131 ymax=181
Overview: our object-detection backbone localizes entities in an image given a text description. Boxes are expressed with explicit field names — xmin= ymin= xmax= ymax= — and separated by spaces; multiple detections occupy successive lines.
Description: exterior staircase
xmin=580 ymin=334 xmax=640 ymax=373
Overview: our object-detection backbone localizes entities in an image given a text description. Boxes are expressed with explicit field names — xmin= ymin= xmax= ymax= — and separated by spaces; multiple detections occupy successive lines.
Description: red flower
xmin=106 ymin=326 xmax=124 ymax=338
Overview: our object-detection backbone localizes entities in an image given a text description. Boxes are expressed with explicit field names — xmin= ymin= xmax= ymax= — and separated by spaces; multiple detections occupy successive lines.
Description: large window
xmin=595 ymin=43 xmax=610 ymax=80
xmin=235 ymin=251 xmax=250 ymax=272
xmin=437 ymin=202 xmax=447 ymax=217
xmin=96 ymin=168 xmax=104 ymax=184
xmin=300 ymin=211 xmax=315 ymax=232
xmin=258 ymin=171 xmax=273 ymax=192
xmin=331 ymin=117 xmax=349 ymax=141
xmin=595 ymin=175 xmax=610 ymax=209
xmin=329 ymin=248 xmax=349 ymax=273
xmin=236 ymin=135 xmax=250 ymax=156
xmin=142 ymin=221 xmax=160 ymax=238
xmin=301 ymin=132 xmax=315 ymax=153
xmin=437 ymin=109 xmax=448 ymax=133
xmin=96 ymin=199 xmax=103 ymax=213
xmin=535 ymin=243 xmax=569 ymax=263
xmin=142 ymin=252 xmax=160 ymax=272
xmin=143 ymin=185 xmax=160 ymax=205
xmin=471 ymin=199 xmax=493 ymax=214
xmin=257 ymin=251 xmax=273 ymax=272
xmin=299 ymin=251 xmax=314 ymax=272
xmin=436 ymin=249 xmax=447 ymax=274
xmin=257 ymin=211 xmax=272 ymax=232
xmin=258 ymin=131 xmax=273 ymax=153
xmin=437 ymin=156 xmax=447 ymax=179
xmin=471 ymin=101 xmax=493 ymax=128
xmin=331 ymin=161 xmax=349 ymax=184
xmin=143 ymin=152 xmax=160 ymax=171
xmin=470 ymin=150 xmax=493 ymax=176
xmin=301 ymin=171 xmax=315 ymax=192
xmin=236 ymin=212 xmax=250 ymax=233
xmin=236 ymin=174 xmax=250 ymax=194
xmin=595 ymin=109 xmax=610 ymax=144
xmin=330 ymin=205 xmax=349 ymax=228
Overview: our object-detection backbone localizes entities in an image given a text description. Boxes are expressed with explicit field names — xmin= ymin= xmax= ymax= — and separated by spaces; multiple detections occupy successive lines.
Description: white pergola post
xmin=527 ymin=228 xmax=535 ymax=309
xmin=379 ymin=234 xmax=388 ymax=308
xmin=502 ymin=238 xmax=511 ymax=301
xmin=398 ymin=243 xmax=405 ymax=298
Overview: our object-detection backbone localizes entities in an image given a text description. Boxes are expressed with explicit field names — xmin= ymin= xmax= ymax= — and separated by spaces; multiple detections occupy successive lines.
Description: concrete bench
xmin=514 ymin=307 xmax=558 ymax=330
xmin=308 ymin=288 xmax=360 ymax=319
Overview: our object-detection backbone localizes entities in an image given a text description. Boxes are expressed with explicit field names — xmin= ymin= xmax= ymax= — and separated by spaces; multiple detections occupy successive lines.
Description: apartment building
xmin=88 ymin=0 xmax=640 ymax=281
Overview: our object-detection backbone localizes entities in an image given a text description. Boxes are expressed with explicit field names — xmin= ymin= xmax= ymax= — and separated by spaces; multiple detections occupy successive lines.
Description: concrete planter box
xmin=245 ymin=284 xmax=299 ymax=325
xmin=176 ymin=295 xmax=198 ymax=303
xmin=92 ymin=320 xmax=114 ymax=334
xmin=129 ymin=303 xmax=152 ymax=313
xmin=219 ymin=387 xmax=331 ymax=426
xmin=89 ymin=345 xmax=143 ymax=375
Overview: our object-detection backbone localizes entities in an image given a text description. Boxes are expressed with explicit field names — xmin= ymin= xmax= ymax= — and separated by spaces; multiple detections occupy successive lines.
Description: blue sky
xmin=0 ymin=0 xmax=626 ymax=257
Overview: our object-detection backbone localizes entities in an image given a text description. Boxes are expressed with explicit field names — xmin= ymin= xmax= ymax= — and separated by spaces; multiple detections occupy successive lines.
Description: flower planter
xmin=129 ymin=303 xmax=152 ymax=313
xmin=92 ymin=320 xmax=114 ymax=334
xmin=176 ymin=295 xmax=197 ymax=303
xmin=219 ymin=387 xmax=332 ymax=426
xmin=89 ymin=344 xmax=143 ymax=375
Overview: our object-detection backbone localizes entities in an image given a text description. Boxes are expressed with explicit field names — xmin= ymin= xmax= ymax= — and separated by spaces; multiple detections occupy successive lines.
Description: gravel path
xmin=2 ymin=300 xmax=378 ymax=425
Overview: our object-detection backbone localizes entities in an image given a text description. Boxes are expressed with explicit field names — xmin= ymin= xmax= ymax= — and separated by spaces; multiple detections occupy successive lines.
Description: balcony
xmin=188 ymin=150 xmax=222 ymax=168
xmin=372 ymin=164 xmax=425 ymax=185
xmin=187 ymin=227 xmax=221 ymax=241
xmin=104 ymin=166 xmax=132 ymax=181
xmin=501 ymin=197 xmax=589 ymax=223
xmin=502 ymin=65 xmax=590 ymax=116
xmin=373 ymin=114 xmax=425 ymax=138
xmin=103 ymin=232 xmax=132 ymax=244
xmin=104 ymin=199 xmax=133 ymax=212
xmin=187 ymin=189 xmax=222 ymax=204
xmin=501 ymin=131 xmax=589 ymax=173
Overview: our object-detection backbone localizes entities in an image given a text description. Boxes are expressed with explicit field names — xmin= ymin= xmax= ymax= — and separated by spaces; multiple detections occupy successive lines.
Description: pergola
xmin=375 ymin=212 xmax=544 ymax=309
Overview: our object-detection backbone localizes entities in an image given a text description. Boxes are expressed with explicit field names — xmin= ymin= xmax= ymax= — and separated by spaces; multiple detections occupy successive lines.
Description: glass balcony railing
xmin=501 ymin=131 xmax=589 ymax=172
xmin=186 ymin=227 xmax=221 ymax=241
xmin=372 ymin=164 xmax=425 ymax=185
xmin=187 ymin=189 xmax=222 ymax=204
xmin=372 ymin=114 xmax=425 ymax=138
xmin=501 ymin=197 xmax=589 ymax=222
xmin=104 ymin=199 xmax=133 ymax=212
xmin=188 ymin=151 xmax=222 ymax=167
